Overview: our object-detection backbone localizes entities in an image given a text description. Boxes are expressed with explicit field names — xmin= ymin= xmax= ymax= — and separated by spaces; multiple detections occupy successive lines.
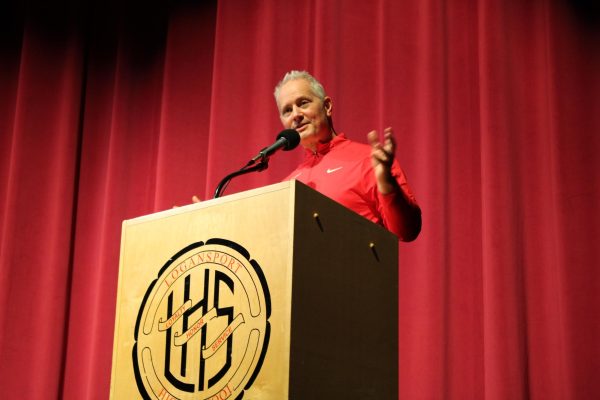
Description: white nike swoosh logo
xmin=326 ymin=167 xmax=343 ymax=174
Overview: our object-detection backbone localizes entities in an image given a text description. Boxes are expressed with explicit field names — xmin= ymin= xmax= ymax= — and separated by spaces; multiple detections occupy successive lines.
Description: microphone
xmin=249 ymin=129 xmax=300 ymax=164
xmin=214 ymin=129 xmax=300 ymax=198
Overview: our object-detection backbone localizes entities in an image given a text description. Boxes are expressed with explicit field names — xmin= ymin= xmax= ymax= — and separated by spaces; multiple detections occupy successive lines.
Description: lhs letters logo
xmin=133 ymin=238 xmax=271 ymax=400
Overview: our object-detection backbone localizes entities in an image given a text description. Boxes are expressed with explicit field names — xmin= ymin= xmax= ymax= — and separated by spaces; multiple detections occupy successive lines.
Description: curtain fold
xmin=0 ymin=0 xmax=598 ymax=399
xmin=0 ymin=12 xmax=85 ymax=397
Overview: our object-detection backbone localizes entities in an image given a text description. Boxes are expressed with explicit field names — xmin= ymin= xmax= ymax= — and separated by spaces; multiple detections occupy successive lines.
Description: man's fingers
xmin=383 ymin=131 xmax=396 ymax=154
xmin=369 ymin=128 xmax=395 ymax=151
xmin=367 ymin=130 xmax=379 ymax=147
xmin=372 ymin=148 xmax=391 ymax=163
xmin=174 ymin=194 xmax=201 ymax=208
xmin=369 ymin=128 xmax=395 ymax=158
xmin=368 ymin=130 xmax=388 ymax=156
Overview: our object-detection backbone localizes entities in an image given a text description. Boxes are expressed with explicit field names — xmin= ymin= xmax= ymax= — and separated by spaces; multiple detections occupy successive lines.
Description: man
xmin=274 ymin=71 xmax=421 ymax=241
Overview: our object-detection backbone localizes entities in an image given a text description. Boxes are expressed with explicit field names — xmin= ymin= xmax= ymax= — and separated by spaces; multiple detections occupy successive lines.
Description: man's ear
xmin=323 ymin=96 xmax=333 ymax=116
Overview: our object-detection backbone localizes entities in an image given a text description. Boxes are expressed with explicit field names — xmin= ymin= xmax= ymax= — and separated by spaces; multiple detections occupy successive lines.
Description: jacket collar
xmin=305 ymin=133 xmax=347 ymax=156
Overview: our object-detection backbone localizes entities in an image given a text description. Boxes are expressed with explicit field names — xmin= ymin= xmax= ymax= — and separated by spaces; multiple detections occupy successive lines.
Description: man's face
xmin=276 ymin=79 xmax=333 ymax=150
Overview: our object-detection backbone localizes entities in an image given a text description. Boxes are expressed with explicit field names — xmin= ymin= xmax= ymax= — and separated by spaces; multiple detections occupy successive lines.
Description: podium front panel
xmin=111 ymin=182 xmax=296 ymax=399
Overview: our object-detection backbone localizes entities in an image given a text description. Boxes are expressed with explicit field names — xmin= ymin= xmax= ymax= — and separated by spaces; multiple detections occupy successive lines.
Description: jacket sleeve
xmin=375 ymin=161 xmax=422 ymax=241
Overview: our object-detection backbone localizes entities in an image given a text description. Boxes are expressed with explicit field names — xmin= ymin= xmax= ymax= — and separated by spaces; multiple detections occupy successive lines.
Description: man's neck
xmin=304 ymin=130 xmax=338 ymax=153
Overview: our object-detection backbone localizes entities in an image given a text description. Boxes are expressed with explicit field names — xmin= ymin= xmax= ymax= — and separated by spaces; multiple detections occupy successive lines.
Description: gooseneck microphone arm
xmin=213 ymin=129 xmax=300 ymax=199
xmin=213 ymin=158 xmax=269 ymax=199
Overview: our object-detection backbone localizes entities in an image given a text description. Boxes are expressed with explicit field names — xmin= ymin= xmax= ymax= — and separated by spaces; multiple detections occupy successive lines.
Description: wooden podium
xmin=110 ymin=180 xmax=398 ymax=399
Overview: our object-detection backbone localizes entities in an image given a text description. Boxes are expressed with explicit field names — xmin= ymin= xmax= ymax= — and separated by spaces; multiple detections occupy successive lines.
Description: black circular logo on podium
xmin=133 ymin=238 xmax=271 ymax=399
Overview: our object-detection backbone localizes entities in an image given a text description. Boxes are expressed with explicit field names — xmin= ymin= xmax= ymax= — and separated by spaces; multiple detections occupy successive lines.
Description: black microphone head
xmin=277 ymin=129 xmax=301 ymax=151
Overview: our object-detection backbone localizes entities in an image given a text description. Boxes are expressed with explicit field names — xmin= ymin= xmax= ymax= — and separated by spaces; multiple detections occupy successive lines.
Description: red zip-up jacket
xmin=283 ymin=133 xmax=421 ymax=241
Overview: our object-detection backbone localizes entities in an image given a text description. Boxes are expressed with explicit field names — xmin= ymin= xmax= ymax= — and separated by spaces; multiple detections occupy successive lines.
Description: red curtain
xmin=1 ymin=0 xmax=598 ymax=398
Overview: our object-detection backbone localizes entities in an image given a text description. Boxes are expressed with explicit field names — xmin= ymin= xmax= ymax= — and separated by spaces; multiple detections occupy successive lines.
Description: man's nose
xmin=291 ymin=106 xmax=303 ymax=121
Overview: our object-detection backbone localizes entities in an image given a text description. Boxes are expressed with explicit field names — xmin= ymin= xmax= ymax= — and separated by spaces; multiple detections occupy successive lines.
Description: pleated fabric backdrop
xmin=0 ymin=0 xmax=598 ymax=398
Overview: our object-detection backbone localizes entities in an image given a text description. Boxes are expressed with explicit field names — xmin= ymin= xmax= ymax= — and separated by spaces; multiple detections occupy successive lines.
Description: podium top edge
xmin=123 ymin=180 xmax=298 ymax=226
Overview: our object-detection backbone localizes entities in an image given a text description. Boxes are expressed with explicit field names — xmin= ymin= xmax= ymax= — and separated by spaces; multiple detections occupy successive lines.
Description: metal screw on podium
xmin=313 ymin=212 xmax=324 ymax=232
xmin=369 ymin=241 xmax=380 ymax=262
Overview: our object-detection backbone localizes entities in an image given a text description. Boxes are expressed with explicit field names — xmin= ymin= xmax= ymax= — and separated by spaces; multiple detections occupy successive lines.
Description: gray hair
xmin=273 ymin=70 xmax=327 ymax=102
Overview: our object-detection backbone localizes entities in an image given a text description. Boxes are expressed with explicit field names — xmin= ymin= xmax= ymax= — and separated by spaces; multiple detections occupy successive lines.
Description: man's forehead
xmin=278 ymin=79 xmax=316 ymax=104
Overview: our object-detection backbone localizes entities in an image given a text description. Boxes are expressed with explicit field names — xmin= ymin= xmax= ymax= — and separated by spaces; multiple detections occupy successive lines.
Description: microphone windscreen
xmin=277 ymin=129 xmax=301 ymax=150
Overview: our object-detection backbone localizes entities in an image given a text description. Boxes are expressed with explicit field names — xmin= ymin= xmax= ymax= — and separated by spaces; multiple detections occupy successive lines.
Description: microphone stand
xmin=213 ymin=157 xmax=270 ymax=199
